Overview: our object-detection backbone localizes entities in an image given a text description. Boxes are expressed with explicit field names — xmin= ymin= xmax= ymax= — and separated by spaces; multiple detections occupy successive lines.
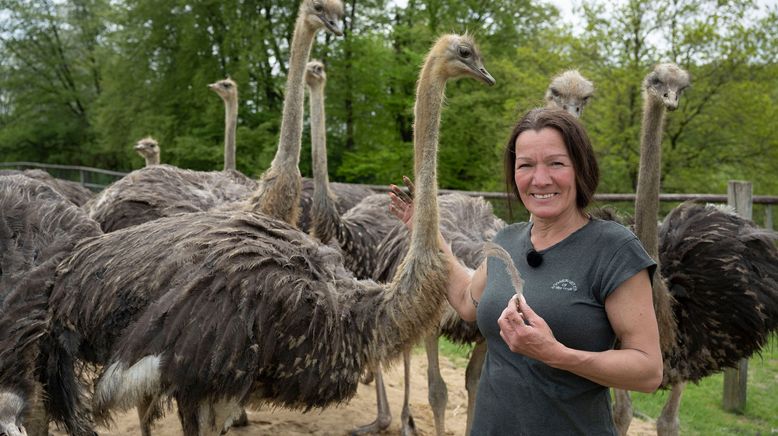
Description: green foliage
xmin=1 ymin=0 xmax=776 ymax=202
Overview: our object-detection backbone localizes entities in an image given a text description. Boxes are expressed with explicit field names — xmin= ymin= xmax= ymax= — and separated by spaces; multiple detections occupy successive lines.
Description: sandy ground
xmin=50 ymin=352 xmax=656 ymax=435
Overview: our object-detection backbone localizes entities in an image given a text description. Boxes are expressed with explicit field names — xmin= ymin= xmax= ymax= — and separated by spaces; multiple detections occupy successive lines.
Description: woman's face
xmin=514 ymin=128 xmax=578 ymax=221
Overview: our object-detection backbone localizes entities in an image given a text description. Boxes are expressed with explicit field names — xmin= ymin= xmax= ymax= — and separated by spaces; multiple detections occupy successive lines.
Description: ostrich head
xmin=305 ymin=60 xmax=326 ymax=88
xmin=302 ymin=0 xmax=344 ymax=36
xmin=545 ymin=70 xmax=594 ymax=118
xmin=431 ymin=34 xmax=495 ymax=85
xmin=207 ymin=77 xmax=238 ymax=102
xmin=0 ymin=392 xmax=27 ymax=436
xmin=643 ymin=63 xmax=690 ymax=111
xmin=133 ymin=137 xmax=159 ymax=161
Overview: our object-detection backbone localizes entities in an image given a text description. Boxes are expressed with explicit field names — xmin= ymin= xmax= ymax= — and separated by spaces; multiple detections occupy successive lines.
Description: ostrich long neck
xmin=409 ymin=65 xmax=443 ymax=253
xmin=223 ymin=95 xmax=238 ymax=171
xmin=365 ymin=61 xmax=448 ymax=364
xmin=272 ymin=21 xmax=315 ymax=171
xmin=309 ymin=81 xmax=340 ymax=242
xmin=634 ymin=94 xmax=677 ymax=352
xmin=634 ymin=97 xmax=664 ymax=258
xmin=145 ymin=154 xmax=159 ymax=166
xmin=248 ymin=16 xmax=316 ymax=225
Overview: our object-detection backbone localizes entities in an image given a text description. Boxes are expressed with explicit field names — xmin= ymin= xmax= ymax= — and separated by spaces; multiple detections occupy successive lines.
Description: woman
xmin=389 ymin=108 xmax=662 ymax=435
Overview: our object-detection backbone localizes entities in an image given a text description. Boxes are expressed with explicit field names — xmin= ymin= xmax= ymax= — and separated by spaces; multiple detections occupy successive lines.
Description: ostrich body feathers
xmin=658 ymin=202 xmax=778 ymax=385
xmin=85 ymin=165 xmax=257 ymax=232
xmin=0 ymin=175 xmax=101 ymax=434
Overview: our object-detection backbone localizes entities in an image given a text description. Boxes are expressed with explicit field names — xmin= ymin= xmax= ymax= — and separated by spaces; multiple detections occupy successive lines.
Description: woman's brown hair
xmin=503 ymin=108 xmax=599 ymax=219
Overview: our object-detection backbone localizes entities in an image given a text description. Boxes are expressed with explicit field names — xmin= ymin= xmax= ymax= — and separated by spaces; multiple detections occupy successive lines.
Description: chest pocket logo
xmin=551 ymin=279 xmax=578 ymax=292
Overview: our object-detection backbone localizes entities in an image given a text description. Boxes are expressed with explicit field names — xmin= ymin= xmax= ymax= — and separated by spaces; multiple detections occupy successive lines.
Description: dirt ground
xmin=50 ymin=353 xmax=656 ymax=435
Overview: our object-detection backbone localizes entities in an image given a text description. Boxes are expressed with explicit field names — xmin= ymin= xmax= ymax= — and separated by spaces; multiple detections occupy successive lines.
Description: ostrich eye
xmin=582 ymin=96 xmax=590 ymax=103
xmin=650 ymin=76 xmax=661 ymax=86
xmin=223 ymin=83 xmax=232 ymax=88
xmin=458 ymin=46 xmax=471 ymax=58
xmin=313 ymin=2 xmax=324 ymax=12
xmin=550 ymin=88 xmax=560 ymax=97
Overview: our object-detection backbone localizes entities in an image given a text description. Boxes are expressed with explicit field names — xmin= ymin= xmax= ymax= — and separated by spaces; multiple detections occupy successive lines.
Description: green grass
xmin=436 ymin=334 xmax=778 ymax=434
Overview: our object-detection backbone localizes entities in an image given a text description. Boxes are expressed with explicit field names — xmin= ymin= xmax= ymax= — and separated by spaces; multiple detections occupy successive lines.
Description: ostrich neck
xmin=409 ymin=68 xmax=444 ymax=253
xmin=223 ymin=97 xmax=238 ymax=171
xmin=634 ymin=96 xmax=677 ymax=350
xmin=634 ymin=97 xmax=665 ymax=259
xmin=309 ymin=83 xmax=340 ymax=242
xmin=145 ymin=154 xmax=159 ymax=166
xmin=310 ymin=85 xmax=331 ymax=194
xmin=272 ymin=21 xmax=316 ymax=170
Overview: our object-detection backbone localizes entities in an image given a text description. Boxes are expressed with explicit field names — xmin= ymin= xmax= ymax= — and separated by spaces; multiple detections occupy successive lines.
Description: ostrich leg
xmin=656 ymin=383 xmax=684 ymax=436
xmin=400 ymin=349 xmax=417 ymax=436
xmin=350 ymin=364 xmax=391 ymax=435
xmin=465 ymin=340 xmax=486 ymax=436
xmin=424 ymin=335 xmax=447 ymax=436
xmin=613 ymin=388 xmax=632 ymax=435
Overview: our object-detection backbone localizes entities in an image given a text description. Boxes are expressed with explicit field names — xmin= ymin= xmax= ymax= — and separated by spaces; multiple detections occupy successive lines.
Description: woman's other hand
xmin=498 ymin=295 xmax=563 ymax=363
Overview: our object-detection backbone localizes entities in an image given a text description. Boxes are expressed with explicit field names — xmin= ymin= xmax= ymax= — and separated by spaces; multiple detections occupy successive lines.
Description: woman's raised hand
xmin=388 ymin=175 xmax=415 ymax=229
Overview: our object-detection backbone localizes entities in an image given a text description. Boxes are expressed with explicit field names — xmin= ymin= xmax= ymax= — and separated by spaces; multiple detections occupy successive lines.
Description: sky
xmin=548 ymin=0 xmax=778 ymax=32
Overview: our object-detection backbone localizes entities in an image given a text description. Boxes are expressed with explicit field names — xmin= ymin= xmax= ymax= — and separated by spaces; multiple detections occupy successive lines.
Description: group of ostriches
xmin=1 ymin=2 xmax=777 ymax=436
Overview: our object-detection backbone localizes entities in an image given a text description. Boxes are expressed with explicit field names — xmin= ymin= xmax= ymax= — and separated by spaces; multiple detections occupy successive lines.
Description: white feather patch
xmin=94 ymin=355 xmax=162 ymax=412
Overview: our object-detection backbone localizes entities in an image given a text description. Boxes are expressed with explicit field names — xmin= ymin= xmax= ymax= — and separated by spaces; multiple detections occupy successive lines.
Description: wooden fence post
xmin=766 ymin=205 xmax=774 ymax=230
xmin=722 ymin=180 xmax=752 ymax=413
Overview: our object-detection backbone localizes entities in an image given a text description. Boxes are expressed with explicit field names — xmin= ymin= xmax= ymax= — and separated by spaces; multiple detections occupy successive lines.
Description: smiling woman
xmin=389 ymin=107 xmax=662 ymax=435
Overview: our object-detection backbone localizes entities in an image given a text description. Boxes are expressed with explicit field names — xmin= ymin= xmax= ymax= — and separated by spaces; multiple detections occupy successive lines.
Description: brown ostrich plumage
xmin=85 ymin=164 xmax=257 ymax=232
xmin=0 ymin=169 xmax=93 ymax=207
xmin=0 ymin=175 xmax=101 ymax=436
xmin=659 ymin=202 xmax=778 ymax=384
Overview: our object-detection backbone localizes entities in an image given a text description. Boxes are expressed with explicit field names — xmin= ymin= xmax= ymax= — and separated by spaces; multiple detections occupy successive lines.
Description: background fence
xmin=2 ymin=161 xmax=776 ymax=229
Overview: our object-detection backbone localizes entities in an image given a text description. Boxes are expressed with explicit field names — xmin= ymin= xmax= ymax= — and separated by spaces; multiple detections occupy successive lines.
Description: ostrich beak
xmin=134 ymin=144 xmax=145 ymax=151
xmin=663 ymin=91 xmax=680 ymax=111
xmin=563 ymin=104 xmax=583 ymax=118
xmin=320 ymin=15 xmax=343 ymax=36
xmin=470 ymin=63 xmax=495 ymax=86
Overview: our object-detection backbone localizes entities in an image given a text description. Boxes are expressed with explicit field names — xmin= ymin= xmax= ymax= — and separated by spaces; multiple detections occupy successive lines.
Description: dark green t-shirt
xmin=471 ymin=218 xmax=656 ymax=436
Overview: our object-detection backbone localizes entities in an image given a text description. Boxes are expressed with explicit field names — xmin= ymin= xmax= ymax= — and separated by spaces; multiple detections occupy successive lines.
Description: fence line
xmin=3 ymin=161 xmax=778 ymax=205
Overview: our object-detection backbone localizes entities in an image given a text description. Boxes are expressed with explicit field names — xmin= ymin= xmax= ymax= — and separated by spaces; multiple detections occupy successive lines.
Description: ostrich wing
xmin=659 ymin=202 xmax=778 ymax=383
xmin=86 ymin=165 xmax=257 ymax=232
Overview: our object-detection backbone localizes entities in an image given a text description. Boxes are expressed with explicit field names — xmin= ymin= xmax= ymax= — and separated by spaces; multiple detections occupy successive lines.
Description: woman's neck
xmin=530 ymin=208 xmax=589 ymax=251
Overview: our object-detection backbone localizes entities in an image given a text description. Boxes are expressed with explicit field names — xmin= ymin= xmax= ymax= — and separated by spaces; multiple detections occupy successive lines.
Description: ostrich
xmin=545 ymin=70 xmax=594 ymax=118
xmin=305 ymin=59 xmax=399 ymax=279
xmin=134 ymin=137 xmax=160 ymax=167
xmin=46 ymin=34 xmax=496 ymax=436
xmin=207 ymin=78 xmax=239 ymax=171
xmin=0 ymin=175 xmax=101 ymax=436
xmin=613 ymin=63 xmax=778 ymax=436
xmin=360 ymin=185 xmax=503 ymax=436
xmin=0 ymin=169 xmax=93 ymax=207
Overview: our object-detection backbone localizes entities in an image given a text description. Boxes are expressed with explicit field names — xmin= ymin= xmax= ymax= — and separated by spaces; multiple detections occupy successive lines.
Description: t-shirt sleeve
xmin=599 ymin=237 xmax=657 ymax=302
